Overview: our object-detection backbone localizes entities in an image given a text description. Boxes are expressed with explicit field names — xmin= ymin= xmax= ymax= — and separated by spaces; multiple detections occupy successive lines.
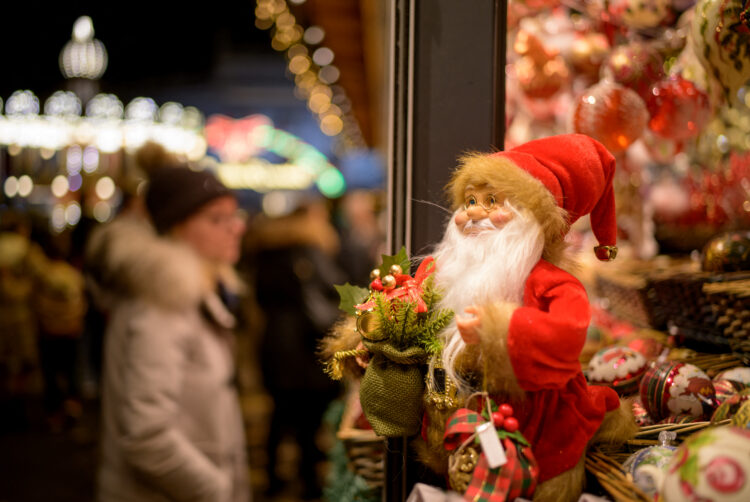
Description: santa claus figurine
xmin=421 ymin=133 xmax=637 ymax=501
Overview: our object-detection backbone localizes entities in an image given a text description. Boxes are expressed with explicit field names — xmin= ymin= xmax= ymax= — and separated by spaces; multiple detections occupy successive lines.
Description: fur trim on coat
xmin=85 ymin=215 xmax=239 ymax=312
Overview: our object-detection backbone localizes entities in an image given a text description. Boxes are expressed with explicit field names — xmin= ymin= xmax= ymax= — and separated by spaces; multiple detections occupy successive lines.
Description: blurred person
xmin=33 ymin=259 xmax=87 ymax=432
xmin=82 ymin=141 xmax=173 ymax=398
xmin=336 ymin=190 xmax=383 ymax=285
xmin=245 ymin=198 xmax=343 ymax=500
xmin=90 ymin=166 xmax=250 ymax=502
xmin=0 ymin=210 xmax=47 ymax=429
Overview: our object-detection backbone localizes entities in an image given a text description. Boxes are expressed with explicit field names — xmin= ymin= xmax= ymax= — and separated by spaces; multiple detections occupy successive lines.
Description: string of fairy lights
xmin=253 ymin=0 xmax=368 ymax=156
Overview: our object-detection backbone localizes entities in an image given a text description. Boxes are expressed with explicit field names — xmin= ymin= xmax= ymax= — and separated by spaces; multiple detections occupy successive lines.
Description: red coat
xmin=502 ymin=259 xmax=619 ymax=482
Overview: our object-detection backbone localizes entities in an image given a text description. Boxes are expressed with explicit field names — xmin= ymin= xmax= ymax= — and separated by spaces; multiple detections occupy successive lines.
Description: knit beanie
xmin=145 ymin=166 xmax=233 ymax=234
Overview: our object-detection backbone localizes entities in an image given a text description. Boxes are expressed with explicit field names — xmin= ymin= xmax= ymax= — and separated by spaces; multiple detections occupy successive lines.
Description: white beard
xmin=431 ymin=202 xmax=545 ymax=393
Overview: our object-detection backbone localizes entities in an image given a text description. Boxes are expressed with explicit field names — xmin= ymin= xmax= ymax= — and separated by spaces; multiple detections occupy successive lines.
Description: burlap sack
xmin=359 ymin=340 xmax=427 ymax=437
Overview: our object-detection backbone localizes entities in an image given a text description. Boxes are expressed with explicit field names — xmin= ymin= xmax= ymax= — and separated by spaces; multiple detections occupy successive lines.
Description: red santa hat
xmin=448 ymin=133 xmax=618 ymax=261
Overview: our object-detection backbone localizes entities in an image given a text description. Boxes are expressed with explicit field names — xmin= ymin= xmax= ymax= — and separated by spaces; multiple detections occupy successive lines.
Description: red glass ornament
xmin=573 ymin=81 xmax=649 ymax=153
xmin=603 ymin=42 xmax=664 ymax=101
xmin=646 ymin=75 xmax=711 ymax=141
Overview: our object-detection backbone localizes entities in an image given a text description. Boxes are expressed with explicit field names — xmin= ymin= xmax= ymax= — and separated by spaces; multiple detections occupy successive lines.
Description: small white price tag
xmin=476 ymin=421 xmax=506 ymax=468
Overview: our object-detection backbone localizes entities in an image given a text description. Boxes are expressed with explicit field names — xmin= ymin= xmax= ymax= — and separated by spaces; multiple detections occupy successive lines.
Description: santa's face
xmin=454 ymin=183 xmax=513 ymax=235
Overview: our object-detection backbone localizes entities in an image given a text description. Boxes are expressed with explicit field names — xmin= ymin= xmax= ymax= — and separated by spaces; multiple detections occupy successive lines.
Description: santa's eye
xmin=486 ymin=195 xmax=497 ymax=208
xmin=464 ymin=196 xmax=478 ymax=209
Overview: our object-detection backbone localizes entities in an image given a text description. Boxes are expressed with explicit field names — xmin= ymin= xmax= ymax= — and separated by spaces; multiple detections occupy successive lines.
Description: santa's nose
xmin=466 ymin=205 xmax=489 ymax=220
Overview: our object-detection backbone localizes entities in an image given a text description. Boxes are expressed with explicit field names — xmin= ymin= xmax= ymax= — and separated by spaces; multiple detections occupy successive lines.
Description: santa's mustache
xmin=463 ymin=218 xmax=496 ymax=233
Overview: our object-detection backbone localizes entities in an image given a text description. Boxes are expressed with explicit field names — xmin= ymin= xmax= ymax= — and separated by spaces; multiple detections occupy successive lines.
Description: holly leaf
xmin=379 ymin=246 xmax=411 ymax=277
xmin=334 ymin=283 xmax=370 ymax=316
xmin=498 ymin=429 xmax=530 ymax=447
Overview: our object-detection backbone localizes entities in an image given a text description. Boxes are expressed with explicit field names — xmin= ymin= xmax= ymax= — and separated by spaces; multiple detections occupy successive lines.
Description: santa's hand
xmin=456 ymin=306 xmax=481 ymax=344
xmin=355 ymin=341 xmax=371 ymax=369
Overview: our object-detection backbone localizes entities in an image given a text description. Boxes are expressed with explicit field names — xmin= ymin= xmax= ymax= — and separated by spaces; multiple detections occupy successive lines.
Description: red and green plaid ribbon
xmin=444 ymin=407 xmax=539 ymax=501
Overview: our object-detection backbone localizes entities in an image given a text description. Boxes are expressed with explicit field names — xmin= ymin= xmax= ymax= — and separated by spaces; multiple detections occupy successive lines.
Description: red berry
xmin=491 ymin=411 xmax=505 ymax=426
xmin=503 ymin=417 xmax=519 ymax=433
xmin=498 ymin=404 xmax=513 ymax=417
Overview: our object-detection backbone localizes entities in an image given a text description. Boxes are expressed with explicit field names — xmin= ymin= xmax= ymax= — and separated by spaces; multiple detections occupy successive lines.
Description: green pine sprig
xmin=366 ymin=279 xmax=452 ymax=355
xmin=334 ymin=248 xmax=454 ymax=356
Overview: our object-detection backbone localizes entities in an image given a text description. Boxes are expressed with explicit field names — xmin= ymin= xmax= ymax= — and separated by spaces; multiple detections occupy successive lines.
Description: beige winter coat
xmin=88 ymin=216 xmax=250 ymax=502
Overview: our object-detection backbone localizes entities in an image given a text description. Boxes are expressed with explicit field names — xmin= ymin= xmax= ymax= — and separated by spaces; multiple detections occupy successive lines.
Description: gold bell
xmin=381 ymin=274 xmax=396 ymax=289
xmin=389 ymin=264 xmax=403 ymax=276
xmin=370 ymin=268 xmax=381 ymax=281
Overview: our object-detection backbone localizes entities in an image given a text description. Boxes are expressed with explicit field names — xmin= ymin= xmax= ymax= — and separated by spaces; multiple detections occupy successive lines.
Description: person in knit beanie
xmin=418 ymin=134 xmax=637 ymax=501
xmin=93 ymin=165 xmax=250 ymax=502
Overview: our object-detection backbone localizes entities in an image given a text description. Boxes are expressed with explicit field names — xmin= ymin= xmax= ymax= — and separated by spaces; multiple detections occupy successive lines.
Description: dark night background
xmin=2 ymin=2 xmax=274 ymax=101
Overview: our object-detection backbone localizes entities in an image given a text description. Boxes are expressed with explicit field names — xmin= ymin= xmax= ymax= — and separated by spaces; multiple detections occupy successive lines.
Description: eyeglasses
xmin=203 ymin=209 xmax=247 ymax=228
xmin=463 ymin=194 xmax=499 ymax=211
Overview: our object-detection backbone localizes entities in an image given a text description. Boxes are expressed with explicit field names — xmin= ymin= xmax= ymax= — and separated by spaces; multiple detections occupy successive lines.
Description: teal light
xmin=316 ymin=167 xmax=346 ymax=198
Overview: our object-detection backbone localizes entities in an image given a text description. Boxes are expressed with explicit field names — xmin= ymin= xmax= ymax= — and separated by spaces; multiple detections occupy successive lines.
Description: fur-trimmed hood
xmin=85 ymin=215 xmax=238 ymax=313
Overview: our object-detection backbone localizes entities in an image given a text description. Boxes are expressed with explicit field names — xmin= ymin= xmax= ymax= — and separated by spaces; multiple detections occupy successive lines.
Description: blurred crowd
xmin=0 ymin=142 xmax=384 ymax=501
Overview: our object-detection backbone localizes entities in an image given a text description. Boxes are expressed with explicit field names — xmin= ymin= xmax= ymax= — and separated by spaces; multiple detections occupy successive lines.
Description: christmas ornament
xmin=641 ymin=131 xmax=680 ymax=164
xmin=587 ymin=346 xmax=648 ymax=395
xmin=715 ymin=367 xmax=750 ymax=388
xmin=639 ymin=361 xmax=718 ymax=422
xmin=713 ymin=379 xmax=742 ymax=406
xmin=646 ymin=75 xmax=712 ymax=141
xmin=633 ymin=396 xmax=655 ymax=426
xmin=701 ymin=231 xmax=750 ymax=272
xmin=731 ymin=399 xmax=750 ymax=428
xmin=602 ymin=42 xmax=664 ymax=101
xmin=568 ymin=33 xmax=610 ymax=80
xmin=611 ymin=0 xmax=671 ymax=30
xmin=661 ymin=426 xmax=750 ymax=501
xmin=691 ymin=0 xmax=750 ymax=100
xmin=514 ymin=30 xmax=570 ymax=99
xmin=657 ymin=414 xmax=703 ymax=424
xmin=626 ymin=335 xmax=665 ymax=360
xmin=381 ymin=274 xmax=396 ymax=289
xmin=444 ymin=394 xmax=538 ymax=501
xmin=622 ymin=431 xmax=677 ymax=499
xmin=711 ymin=387 xmax=750 ymax=422
xmin=572 ymin=80 xmax=649 ymax=153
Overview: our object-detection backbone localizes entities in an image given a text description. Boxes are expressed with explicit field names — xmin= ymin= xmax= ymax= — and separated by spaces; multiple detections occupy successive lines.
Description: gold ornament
xmin=425 ymin=361 xmax=458 ymax=411
xmin=569 ymin=33 xmax=609 ymax=79
xmin=448 ymin=445 xmax=480 ymax=493
xmin=389 ymin=264 xmax=403 ymax=276
xmin=356 ymin=311 xmax=383 ymax=341
xmin=381 ymin=274 xmax=396 ymax=289
xmin=369 ymin=268 xmax=381 ymax=280
xmin=514 ymin=30 xmax=569 ymax=99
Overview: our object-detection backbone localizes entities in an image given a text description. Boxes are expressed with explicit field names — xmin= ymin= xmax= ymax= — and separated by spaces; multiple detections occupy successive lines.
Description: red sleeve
xmin=506 ymin=263 xmax=590 ymax=391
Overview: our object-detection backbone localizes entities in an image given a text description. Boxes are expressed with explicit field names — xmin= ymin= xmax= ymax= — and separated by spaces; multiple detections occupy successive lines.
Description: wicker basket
xmin=594 ymin=258 xmax=694 ymax=329
xmin=337 ymin=384 xmax=385 ymax=488
xmin=652 ymin=270 xmax=750 ymax=355
xmin=595 ymin=257 xmax=750 ymax=356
